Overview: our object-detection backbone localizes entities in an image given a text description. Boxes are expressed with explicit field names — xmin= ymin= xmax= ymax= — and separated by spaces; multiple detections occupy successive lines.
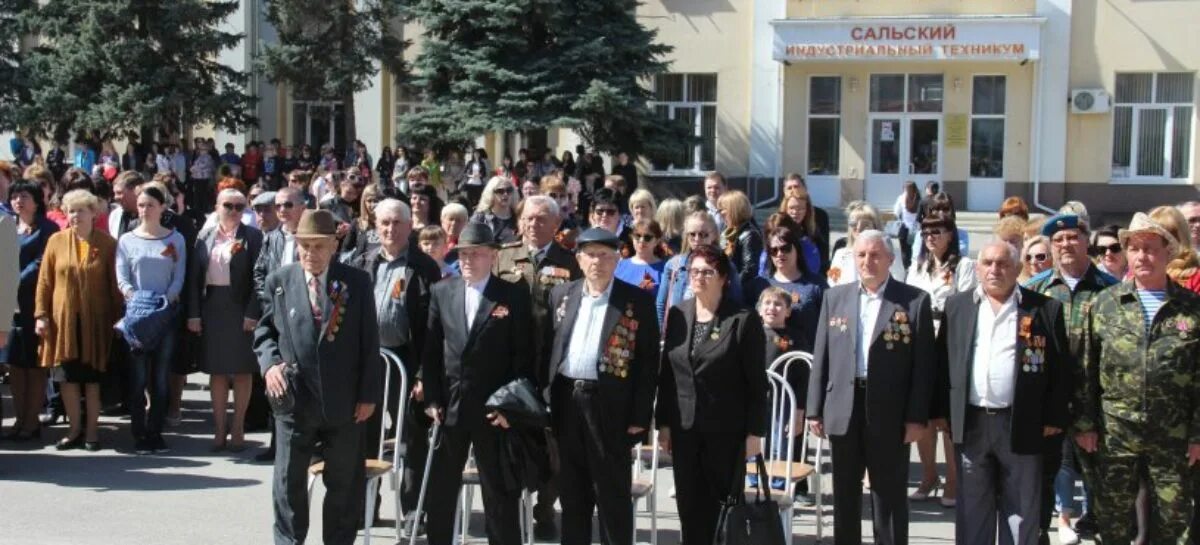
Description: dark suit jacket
xmin=934 ymin=287 xmax=1071 ymax=455
xmin=422 ymin=274 xmax=533 ymax=427
xmin=188 ymin=223 xmax=264 ymax=320
xmin=346 ymin=242 xmax=442 ymax=369
xmin=544 ymin=279 xmax=659 ymax=446
xmin=254 ymin=262 xmax=382 ymax=423
xmin=254 ymin=227 xmax=293 ymax=306
xmin=656 ymin=297 xmax=768 ymax=436
xmin=807 ymin=279 xmax=935 ymax=443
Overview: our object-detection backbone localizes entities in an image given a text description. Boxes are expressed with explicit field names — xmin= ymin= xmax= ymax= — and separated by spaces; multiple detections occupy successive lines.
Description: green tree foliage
xmin=260 ymin=0 xmax=408 ymax=149
xmin=14 ymin=0 xmax=255 ymax=141
xmin=0 ymin=0 xmax=32 ymax=130
xmin=401 ymin=0 xmax=690 ymax=160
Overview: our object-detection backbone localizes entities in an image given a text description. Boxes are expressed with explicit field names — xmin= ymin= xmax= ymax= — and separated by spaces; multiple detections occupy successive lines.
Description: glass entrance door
xmin=866 ymin=116 xmax=941 ymax=206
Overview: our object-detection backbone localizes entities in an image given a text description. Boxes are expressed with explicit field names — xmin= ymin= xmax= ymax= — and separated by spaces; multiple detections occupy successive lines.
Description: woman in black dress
xmin=657 ymin=244 xmax=768 ymax=545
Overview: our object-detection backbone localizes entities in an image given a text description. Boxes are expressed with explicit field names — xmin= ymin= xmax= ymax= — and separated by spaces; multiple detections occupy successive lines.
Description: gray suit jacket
xmin=0 ymin=215 xmax=16 ymax=330
xmin=188 ymin=223 xmax=264 ymax=320
xmin=254 ymin=262 xmax=382 ymax=423
xmin=807 ymin=278 xmax=935 ymax=442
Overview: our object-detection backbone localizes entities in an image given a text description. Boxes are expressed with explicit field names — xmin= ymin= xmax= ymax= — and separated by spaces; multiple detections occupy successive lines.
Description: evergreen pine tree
xmin=15 ymin=0 xmax=255 ymax=141
xmin=0 ymin=0 xmax=32 ymax=130
xmin=398 ymin=0 xmax=561 ymax=147
xmin=401 ymin=0 xmax=689 ymax=161
xmin=259 ymin=0 xmax=408 ymax=151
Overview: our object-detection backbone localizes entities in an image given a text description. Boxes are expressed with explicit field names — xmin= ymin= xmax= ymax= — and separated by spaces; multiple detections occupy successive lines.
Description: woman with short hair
xmin=35 ymin=189 xmax=121 ymax=450
xmin=1021 ymin=235 xmax=1053 ymax=284
xmin=4 ymin=181 xmax=59 ymax=440
xmin=187 ymin=188 xmax=264 ymax=452
xmin=656 ymin=198 xmax=685 ymax=254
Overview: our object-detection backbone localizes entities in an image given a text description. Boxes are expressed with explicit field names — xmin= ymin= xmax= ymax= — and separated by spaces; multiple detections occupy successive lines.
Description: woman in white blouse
xmin=906 ymin=211 xmax=976 ymax=507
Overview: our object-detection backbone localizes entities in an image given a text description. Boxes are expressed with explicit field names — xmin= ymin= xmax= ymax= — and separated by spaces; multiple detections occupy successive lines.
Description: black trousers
xmin=829 ymin=385 xmax=910 ymax=545
xmin=273 ymin=395 xmax=365 ymax=545
xmin=1037 ymin=434 xmax=1065 ymax=545
xmin=553 ymin=378 xmax=633 ymax=545
xmin=424 ymin=416 xmax=521 ymax=545
xmin=671 ymin=427 xmax=744 ymax=545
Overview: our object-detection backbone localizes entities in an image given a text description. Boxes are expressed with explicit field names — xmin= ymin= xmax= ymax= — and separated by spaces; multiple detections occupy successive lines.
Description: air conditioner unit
xmin=1070 ymin=89 xmax=1112 ymax=114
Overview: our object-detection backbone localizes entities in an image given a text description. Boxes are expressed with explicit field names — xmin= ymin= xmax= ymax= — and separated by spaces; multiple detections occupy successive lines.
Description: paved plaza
xmin=1 ymin=376 xmax=1065 ymax=545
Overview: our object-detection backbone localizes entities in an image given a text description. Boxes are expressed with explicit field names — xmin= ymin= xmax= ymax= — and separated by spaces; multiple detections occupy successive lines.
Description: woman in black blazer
xmin=657 ymin=244 xmax=769 ymax=545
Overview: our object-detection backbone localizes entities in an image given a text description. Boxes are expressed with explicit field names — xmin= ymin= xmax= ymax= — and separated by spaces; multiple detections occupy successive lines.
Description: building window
xmin=649 ymin=73 xmax=717 ymax=173
xmin=970 ymin=75 xmax=1006 ymax=179
xmin=1112 ymin=72 xmax=1194 ymax=180
xmin=808 ymin=76 xmax=840 ymax=176
xmin=394 ymin=80 xmax=430 ymax=142
xmin=869 ymin=74 xmax=943 ymax=113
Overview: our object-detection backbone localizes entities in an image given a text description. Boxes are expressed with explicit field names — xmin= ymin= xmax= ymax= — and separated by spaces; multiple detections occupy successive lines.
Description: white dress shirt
xmin=970 ymin=286 xmax=1020 ymax=408
xmin=281 ymin=229 xmax=297 ymax=266
xmin=561 ymin=281 xmax=614 ymax=380
xmin=464 ymin=275 xmax=490 ymax=330
xmin=856 ymin=278 xmax=889 ymax=378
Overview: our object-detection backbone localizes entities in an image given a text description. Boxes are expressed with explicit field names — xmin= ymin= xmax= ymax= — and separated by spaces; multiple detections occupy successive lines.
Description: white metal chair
xmin=746 ymin=369 xmax=823 ymax=545
xmin=767 ymin=351 xmax=826 ymax=540
xmin=631 ymin=428 xmax=662 ymax=545
xmin=452 ymin=446 xmax=535 ymax=545
xmin=308 ymin=348 xmax=408 ymax=544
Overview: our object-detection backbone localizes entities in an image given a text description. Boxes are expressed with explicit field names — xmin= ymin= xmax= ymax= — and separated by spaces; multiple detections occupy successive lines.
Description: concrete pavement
xmin=1 ymin=376 xmax=1076 ymax=545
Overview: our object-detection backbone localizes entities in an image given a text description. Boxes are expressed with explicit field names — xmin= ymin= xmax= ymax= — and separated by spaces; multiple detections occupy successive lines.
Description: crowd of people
xmin=2 ymin=137 xmax=1200 ymax=545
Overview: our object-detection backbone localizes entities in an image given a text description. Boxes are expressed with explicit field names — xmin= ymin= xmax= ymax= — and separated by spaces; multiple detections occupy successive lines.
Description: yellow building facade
xmin=637 ymin=0 xmax=1199 ymax=212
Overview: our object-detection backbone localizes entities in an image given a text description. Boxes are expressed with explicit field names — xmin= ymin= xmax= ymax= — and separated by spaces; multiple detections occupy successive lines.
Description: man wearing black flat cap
xmin=422 ymin=222 xmax=533 ymax=545
xmin=543 ymin=228 xmax=659 ymax=545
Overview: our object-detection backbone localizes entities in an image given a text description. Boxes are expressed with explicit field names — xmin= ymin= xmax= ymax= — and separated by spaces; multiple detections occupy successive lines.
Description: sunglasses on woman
xmin=921 ymin=228 xmax=946 ymax=238
xmin=1090 ymin=243 xmax=1122 ymax=256
xmin=222 ymin=202 xmax=246 ymax=212
xmin=767 ymin=244 xmax=793 ymax=256
xmin=493 ymin=187 xmax=513 ymax=195
xmin=633 ymin=233 xmax=657 ymax=243
xmin=1024 ymin=253 xmax=1048 ymax=263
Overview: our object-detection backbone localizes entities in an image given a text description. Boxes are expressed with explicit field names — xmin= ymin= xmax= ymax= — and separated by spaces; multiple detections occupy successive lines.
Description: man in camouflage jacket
xmin=1024 ymin=214 xmax=1117 ymax=543
xmin=1074 ymin=213 xmax=1200 ymax=544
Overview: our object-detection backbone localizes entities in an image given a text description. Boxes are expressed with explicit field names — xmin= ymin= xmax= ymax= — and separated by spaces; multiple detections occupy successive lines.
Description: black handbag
xmin=713 ymin=457 xmax=786 ymax=545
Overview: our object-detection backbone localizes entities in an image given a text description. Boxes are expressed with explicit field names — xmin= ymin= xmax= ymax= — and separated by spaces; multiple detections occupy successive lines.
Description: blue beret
xmin=1041 ymin=214 xmax=1086 ymax=237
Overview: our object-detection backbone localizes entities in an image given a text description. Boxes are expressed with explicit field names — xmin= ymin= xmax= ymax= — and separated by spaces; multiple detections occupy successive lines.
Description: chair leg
xmin=649 ymin=492 xmax=657 ymax=545
xmin=364 ymin=478 xmax=379 ymax=545
xmin=452 ymin=488 xmax=464 ymax=545
xmin=462 ymin=485 xmax=474 ymax=544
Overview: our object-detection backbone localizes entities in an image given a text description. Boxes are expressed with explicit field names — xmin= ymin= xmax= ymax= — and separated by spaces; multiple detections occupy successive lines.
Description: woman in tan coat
xmin=35 ymin=189 xmax=122 ymax=450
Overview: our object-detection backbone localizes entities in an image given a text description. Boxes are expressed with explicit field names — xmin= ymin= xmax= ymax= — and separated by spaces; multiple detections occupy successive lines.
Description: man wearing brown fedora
xmin=421 ymin=222 xmax=533 ymax=545
xmin=254 ymin=209 xmax=382 ymax=545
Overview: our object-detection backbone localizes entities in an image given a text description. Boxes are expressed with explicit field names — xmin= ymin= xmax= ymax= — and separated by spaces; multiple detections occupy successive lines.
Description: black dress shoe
xmin=55 ymin=435 xmax=84 ymax=450
xmin=84 ymin=441 xmax=101 ymax=452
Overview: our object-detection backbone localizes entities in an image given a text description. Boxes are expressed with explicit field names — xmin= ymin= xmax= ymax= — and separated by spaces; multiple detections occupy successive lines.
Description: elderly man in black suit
xmin=422 ymin=222 xmax=533 ymax=545
xmin=808 ymin=229 xmax=936 ymax=545
xmin=254 ymin=209 xmax=382 ymax=545
xmin=543 ymin=228 xmax=659 ymax=545
xmin=932 ymin=240 xmax=1070 ymax=545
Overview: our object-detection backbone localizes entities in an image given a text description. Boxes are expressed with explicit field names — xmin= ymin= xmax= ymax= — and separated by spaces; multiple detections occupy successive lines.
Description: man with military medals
xmin=543 ymin=228 xmax=659 ymax=545
xmin=933 ymin=240 xmax=1070 ymax=545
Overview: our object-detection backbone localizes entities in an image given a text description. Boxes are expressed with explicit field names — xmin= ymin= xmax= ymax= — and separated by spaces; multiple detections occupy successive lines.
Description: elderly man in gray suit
xmin=255 ymin=209 xmax=382 ymax=545
xmin=808 ymin=230 xmax=936 ymax=545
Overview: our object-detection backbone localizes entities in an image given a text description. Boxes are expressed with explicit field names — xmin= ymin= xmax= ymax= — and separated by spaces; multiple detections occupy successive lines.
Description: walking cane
xmin=409 ymin=421 xmax=441 ymax=545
